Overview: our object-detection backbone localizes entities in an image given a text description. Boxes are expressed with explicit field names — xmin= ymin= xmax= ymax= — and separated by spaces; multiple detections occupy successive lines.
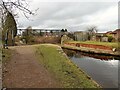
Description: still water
xmin=63 ymin=49 xmax=119 ymax=88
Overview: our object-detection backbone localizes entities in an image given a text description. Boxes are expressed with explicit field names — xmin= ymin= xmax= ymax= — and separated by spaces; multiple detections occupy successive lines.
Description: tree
xmin=2 ymin=11 xmax=17 ymax=46
xmin=50 ymin=30 xmax=53 ymax=33
xmin=22 ymin=26 xmax=34 ymax=44
xmin=86 ymin=25 xmax=98 ymax=40
xmin=64 ymin=29 xmax=68 ymax=32
xmin=61 ymin=29 xmax=68 ymax=32
xmin=67 ymin=33 xmax=75 ymax=40
xmin=108 ymin=35 xmax=113 ymax=42
xmin=0 ymin=0 xmax=35 ymax=47
xmin=61 ymin=29 xmax=65 ymax=32
xmin=39 ymin=30 xmax=43 ymax=36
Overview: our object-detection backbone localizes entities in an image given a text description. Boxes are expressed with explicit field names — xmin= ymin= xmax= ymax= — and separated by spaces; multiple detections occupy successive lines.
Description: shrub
xmin=108 ymin=36 xmax=113 ymax=42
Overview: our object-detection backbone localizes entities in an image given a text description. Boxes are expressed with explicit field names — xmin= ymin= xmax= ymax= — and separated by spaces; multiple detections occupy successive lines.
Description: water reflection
xmin=63 ymin=49 xmax=120 ymax=60
xmin=63 ymin=49 xmax=119 ymax=88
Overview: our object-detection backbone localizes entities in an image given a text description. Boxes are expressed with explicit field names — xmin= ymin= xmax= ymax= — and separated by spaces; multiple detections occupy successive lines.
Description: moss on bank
xmin=36 ymin=44 xmax=101 ymax=88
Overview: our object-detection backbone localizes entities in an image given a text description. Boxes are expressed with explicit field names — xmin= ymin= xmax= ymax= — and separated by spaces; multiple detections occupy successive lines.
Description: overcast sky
xmin=17 ymin=0 xmax=119 ymax=32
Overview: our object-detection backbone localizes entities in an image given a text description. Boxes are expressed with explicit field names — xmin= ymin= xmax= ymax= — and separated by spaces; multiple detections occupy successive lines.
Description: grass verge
xmin=2 ymin=48 xmax=12 ymax=64
xmin=36 ymin=44 xmax=101 ymax=88
xmin=67 ymin=41 xmax=119 ymax=48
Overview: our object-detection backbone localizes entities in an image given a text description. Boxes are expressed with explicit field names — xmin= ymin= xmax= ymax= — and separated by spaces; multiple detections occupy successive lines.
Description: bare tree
xmin=87 ymin=25 xmax=98 ymax=33
xmin=22 ymin=26 xmax=34 ymax=44
xmin=86 ymin=25 xmax=98 ymax=40
xmin=0 ymin=0 xmax=36 ymax=47
xmin=0 ymin=0 xmax=34 ymax=29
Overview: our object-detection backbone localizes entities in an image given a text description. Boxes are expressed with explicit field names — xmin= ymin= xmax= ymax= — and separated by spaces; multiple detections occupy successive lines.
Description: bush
xmin=108 ymin=36 xmax=113 ymax=42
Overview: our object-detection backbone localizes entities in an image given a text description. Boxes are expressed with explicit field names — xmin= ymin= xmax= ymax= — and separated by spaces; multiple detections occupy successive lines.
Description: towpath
xmin=3 ymin=45 xmax=59 ymax=88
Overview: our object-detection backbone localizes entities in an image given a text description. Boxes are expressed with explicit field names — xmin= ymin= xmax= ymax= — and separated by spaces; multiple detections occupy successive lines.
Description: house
xmin=74 ymin=31 xmax=88 ymax=41
xmin=106 ymin=31 xmax=113 ymax=35
xmin=94 ymin=33 xmax=103 ymax=41
xmin=106 ymin=29 xmax=120 ymax=42
xmin=111 ymin=29 xmax=120 ymax=42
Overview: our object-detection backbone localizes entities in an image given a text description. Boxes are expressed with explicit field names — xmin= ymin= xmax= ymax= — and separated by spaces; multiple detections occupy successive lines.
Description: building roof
xmin=105 ymin=29 xmax=120 ymax=34
xmin=96 ymin=33 xmax=105 ymax=36
xmin=106 ymin=31 xmax=112 ymax=34
xmin=112 ymin=29 xmax=120 ymax=34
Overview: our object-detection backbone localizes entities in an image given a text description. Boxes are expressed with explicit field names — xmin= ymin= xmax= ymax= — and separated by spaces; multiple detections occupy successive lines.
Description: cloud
xmin=80 ymin=5 xmax=118 ymax=32
xmin=17 ymin=1 xmax=118 ymax=32
xmin=26 ymin=0 xmax=119 ymax=2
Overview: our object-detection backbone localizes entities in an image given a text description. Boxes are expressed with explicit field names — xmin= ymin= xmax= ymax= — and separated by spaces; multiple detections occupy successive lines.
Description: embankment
xmin=36 ymin=44 xmax=101 ymax=88
xmin=62 ymin=42 xmax=120 ymax=56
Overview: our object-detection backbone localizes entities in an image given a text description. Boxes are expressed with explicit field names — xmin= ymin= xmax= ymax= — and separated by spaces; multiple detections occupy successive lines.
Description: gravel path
xmin=3 ymin=45 xmax=59 ymax=88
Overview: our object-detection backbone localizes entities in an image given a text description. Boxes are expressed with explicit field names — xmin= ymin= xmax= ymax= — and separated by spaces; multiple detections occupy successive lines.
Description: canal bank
xmin=36 ymin=44 xmax=101 ymax=88
xmin=61 ymin=42 xmax=120 ymax=56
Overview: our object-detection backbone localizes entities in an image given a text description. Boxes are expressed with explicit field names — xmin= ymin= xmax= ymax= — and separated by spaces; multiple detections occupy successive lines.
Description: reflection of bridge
xmin=17 ymin=29 xmax=63 ymax=36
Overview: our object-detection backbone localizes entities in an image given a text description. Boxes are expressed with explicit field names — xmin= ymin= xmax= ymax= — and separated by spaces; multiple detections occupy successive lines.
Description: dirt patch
xmin=2 ymin=45 xmax=60 ymax=88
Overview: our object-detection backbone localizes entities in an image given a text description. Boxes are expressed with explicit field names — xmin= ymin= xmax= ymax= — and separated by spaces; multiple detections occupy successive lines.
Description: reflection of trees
xmin=74 ymin=53 xmax=83 ymax=58
xmin=63 ymin=49 xmax=75 ymax=57
xmin=63 ymin=49 xmax=83 ymax=58
xmin=80 ymin=52 xmax=120 ymax=60
xmin=80 ymin=53 xmax=112 ymax=60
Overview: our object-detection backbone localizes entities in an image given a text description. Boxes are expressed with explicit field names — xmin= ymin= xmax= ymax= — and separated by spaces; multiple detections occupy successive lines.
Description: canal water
xmin=63 ymin=49 xmax=119 ymax=88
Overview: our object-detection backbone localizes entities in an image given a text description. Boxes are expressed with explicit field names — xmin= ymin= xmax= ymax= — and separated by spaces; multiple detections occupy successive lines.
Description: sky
xmin=17 ymin=0 xmax=119 ymax=33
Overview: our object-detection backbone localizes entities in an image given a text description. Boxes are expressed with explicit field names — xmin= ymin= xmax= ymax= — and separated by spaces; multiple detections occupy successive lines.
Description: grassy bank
xmin=2 ymin=48 xmax=12 ymax=64
xmin=36 ymin=44 xmax=101 ymax=88
xmin=67 ymin=41 xmax=119 ymax=48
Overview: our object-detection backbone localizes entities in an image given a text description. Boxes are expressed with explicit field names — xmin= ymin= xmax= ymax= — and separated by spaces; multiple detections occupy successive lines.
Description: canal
xmin=63 ymin=49 xmax=119 ymax=88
